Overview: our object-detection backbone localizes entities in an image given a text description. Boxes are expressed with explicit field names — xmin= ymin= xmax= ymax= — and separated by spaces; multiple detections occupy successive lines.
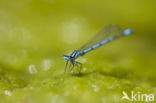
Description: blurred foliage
xmin=0 ymin=0 xmax=156 ymax=103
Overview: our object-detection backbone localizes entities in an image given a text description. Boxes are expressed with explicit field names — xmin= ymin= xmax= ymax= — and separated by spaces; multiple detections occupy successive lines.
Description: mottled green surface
xmin=0 ymin=0 xmax=156 ymax=103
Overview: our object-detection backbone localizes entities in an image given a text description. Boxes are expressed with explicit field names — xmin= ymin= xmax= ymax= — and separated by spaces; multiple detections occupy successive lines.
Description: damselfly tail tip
xmin=123 ymin=29 xmax=133 ymax=36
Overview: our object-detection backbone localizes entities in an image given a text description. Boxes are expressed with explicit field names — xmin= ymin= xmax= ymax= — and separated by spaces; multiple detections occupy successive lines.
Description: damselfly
xmin=63 ymin=25 xmax=133 ymax=73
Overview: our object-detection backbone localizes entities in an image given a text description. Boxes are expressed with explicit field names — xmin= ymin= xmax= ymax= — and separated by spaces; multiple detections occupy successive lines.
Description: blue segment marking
xmin=92 ymin=44 xmax=100 ymax=49
xmin=101 ymin=40 xmax=109 ymax=45
xmin=123 ymin=29 xmax=133 ymax=36
xmin=83 ymin=48 xmax=92 ymax=53
xmin=108 ymin=37 xmax=114 ymax=41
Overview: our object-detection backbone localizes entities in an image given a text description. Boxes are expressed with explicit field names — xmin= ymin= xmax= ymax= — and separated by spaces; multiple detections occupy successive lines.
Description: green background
xmin=0 ymin=0 xmax=156 ymax=103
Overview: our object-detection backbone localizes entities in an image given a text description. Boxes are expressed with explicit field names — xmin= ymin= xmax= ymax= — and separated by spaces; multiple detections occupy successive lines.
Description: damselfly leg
xmin=75 ymin=61 xmax=82 ymax=74
xmin=64 ymin=61 xmax=69 ymax=73
xmin=64 ymin=60 xmax=82 ymax=74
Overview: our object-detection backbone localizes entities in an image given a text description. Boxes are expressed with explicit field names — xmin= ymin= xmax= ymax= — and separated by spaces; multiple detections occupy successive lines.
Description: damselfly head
xmin=62 ymin=55 xmax=71 ymax=61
